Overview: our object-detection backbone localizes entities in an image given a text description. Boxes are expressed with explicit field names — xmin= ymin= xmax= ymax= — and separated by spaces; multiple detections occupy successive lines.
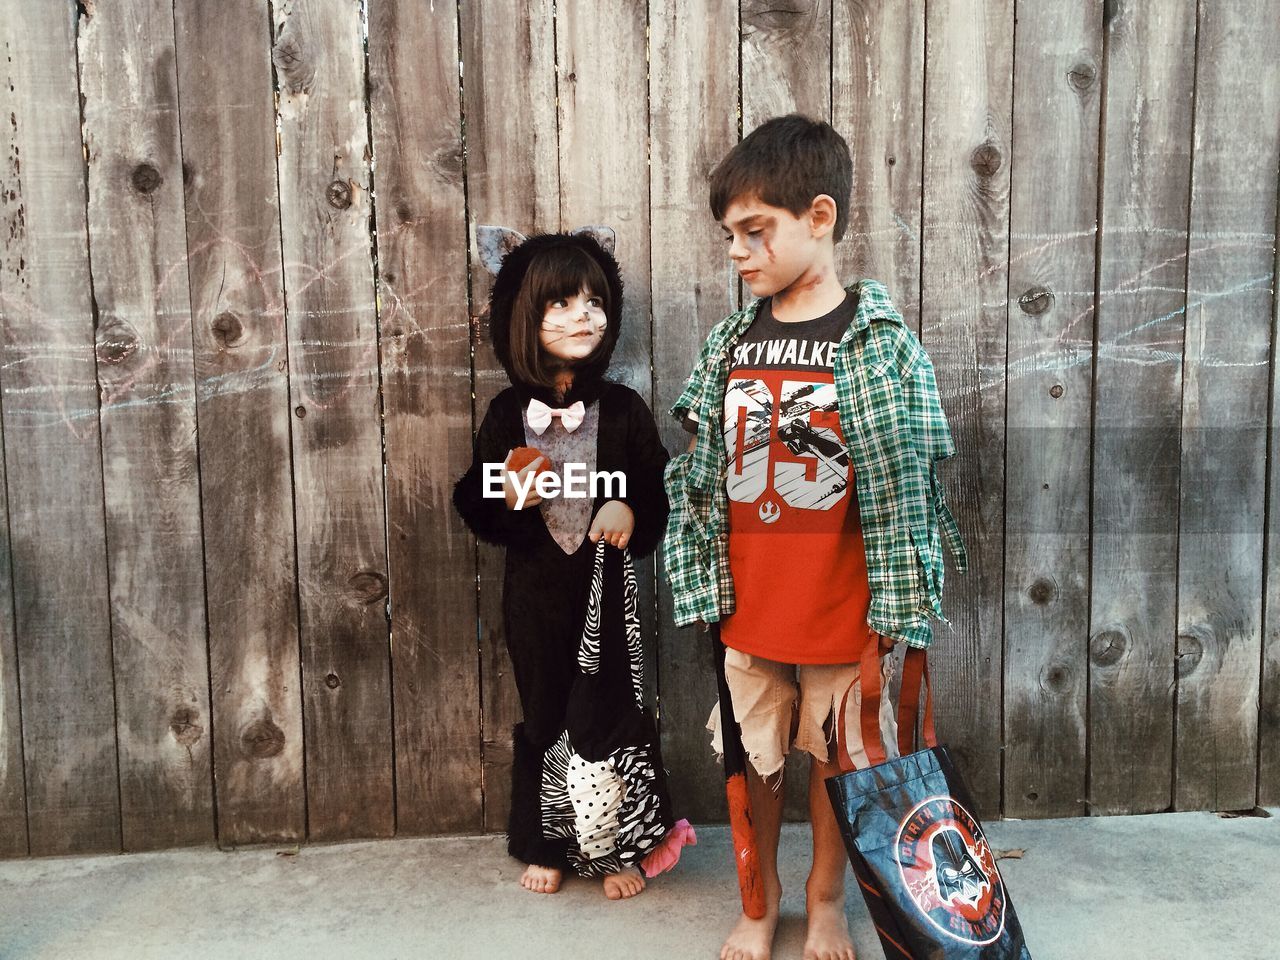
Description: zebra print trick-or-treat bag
xmin=533 ymin=540 xmax=694 ymax=879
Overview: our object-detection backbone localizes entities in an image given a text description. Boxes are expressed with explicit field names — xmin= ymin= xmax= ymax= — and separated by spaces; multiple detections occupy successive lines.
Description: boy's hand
xmin=871 ymin=622 xmax=896 ymax=654
xmin=589 ymin=500 xmax=635 ymax=548
xmin=502 ymin=449 xmax=545 ymax=510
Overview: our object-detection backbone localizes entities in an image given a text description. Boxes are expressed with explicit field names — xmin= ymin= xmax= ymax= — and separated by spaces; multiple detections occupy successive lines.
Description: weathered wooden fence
xmin=0 ymin=0 xmax=1277 ymax=858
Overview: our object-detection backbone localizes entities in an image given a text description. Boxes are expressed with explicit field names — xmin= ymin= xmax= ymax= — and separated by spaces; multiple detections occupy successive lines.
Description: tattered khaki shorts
xmin=707 ymin=647 xmax=898 ymax=781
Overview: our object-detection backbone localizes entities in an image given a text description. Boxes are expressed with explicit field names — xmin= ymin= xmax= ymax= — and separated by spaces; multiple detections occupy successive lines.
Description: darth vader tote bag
xmin=826 ymin=640 xmax=1033 ymax=960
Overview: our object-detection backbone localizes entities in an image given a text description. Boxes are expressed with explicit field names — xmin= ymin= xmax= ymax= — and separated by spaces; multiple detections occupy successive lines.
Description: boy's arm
xmin=902 ymin=347 xmax=968 ymax=572
xmin=669 ymin=314 xmax=732 ymax=429
xmin=904 ymin=349 xmax=956 ymax=463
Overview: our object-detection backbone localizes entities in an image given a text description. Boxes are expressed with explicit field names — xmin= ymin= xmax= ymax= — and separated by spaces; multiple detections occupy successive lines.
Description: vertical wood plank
xmin=1001 ymin=1 xmax=1102 ymax=819
xmin=458 ymin=0 xmax=558 ymax=833
xmin=1174 ymin=0 xmax=1279 ymax=811
xmin=556 ymin=0 xmax=652 ymax=396
xmin=369 ymin=0 xmax=482 ymax=835
xmin=1090 ymin=0 xmax=1196 ymax=815
xmin=271 ymin=0 xmax=393 ymax=840
xmin=741 ymin=0 xmax=832 ymax=131
xmin=0 ymin=0 xmax=122 ymax=855
xmin=1265 ymin=150 xmax=1280 ymax=806
xmin=0 ymin=370 xmax=26 ymax=856
xmin=650 ymin=0 xmax=740 ymax=824
xmin=78 ymin=0 xmax=215 ymax=852
xmin=832 ymin=0 xmax=925 ymax=326
xmin=173 ymin=0 xmax=305 ymax=845
xmin=920 ymin=0 xmax=1013 ymax=818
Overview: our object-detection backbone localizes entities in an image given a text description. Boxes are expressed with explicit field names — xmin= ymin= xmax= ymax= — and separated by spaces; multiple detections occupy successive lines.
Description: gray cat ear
xmin=476 ymin=224 xmax=529 ymax=276
xmin=570 ymin=225 xmax=616 ymax=256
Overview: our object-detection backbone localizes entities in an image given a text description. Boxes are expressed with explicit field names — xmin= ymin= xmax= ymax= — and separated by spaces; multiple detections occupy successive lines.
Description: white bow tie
xmin=527 ymin=399 xmax=586 ymax=435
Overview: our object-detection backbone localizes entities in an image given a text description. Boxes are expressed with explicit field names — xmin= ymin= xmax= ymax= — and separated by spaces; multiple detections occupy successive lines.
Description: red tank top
xmin=719 ymin=294 xmax=875 ymax=664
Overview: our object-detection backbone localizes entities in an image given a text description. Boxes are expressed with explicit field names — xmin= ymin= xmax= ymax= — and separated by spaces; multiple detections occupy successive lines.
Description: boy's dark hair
xmin=709 ymin=113 xmax=854 ymax=242
xmin=489 ymin=234 xmax=623 ymax=392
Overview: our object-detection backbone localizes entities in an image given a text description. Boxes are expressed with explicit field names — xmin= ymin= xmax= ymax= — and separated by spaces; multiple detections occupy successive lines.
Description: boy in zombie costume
xmin=663 ymin=115 xmax=968 ymax=960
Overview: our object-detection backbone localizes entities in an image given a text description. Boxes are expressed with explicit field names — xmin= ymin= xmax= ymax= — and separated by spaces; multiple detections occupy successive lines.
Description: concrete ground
xmin=1 ymin=810 xmax=1276 ymax=960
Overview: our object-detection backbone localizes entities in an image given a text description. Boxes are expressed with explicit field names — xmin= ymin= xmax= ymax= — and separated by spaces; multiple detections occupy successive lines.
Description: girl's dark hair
xmin=709 ymin=113 xmax=853 ymax=242
xmin=489 ymin=232 xmax=624 ymax=396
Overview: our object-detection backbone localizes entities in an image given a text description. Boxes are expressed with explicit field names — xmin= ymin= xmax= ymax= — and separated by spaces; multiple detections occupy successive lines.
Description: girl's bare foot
xmin=602 ymin=865 xmax=646 ymax=900
xmin=720 ymin=901 xmax=781 ymax=960
xmin=520 ymin=864 xmax=562 ymax=894
xmin=803 ymin=898 xmax=855 ymax=960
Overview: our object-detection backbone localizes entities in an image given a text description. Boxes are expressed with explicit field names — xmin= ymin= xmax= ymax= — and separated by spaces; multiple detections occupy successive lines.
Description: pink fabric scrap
xmin=639 ymin=819 xmax=697 ymax=878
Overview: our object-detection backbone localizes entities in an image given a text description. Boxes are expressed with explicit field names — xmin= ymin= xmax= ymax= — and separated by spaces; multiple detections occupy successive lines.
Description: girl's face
xmin=538 ymin=287 xmax=608 ymax=365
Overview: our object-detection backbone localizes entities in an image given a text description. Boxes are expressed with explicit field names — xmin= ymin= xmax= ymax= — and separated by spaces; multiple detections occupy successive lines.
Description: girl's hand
xmin=589 ymin=500 xmax=635 ymax=549
xmin=503 ymin=449 xmax=546 ymax=510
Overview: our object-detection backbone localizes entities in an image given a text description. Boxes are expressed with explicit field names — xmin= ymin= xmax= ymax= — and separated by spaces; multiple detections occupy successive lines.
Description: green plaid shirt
xmin=661 ymin=279 xmax=967 ymax=649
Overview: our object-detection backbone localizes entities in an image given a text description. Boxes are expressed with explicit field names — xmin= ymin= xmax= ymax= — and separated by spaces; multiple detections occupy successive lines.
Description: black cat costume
xmin=453 ymin=228 xmax=693 ymax=879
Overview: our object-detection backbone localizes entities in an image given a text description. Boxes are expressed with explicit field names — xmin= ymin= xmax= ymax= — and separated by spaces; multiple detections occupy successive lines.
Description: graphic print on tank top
xmin=720 ymin=293 xmax=876 ymax=664
xmin=725 ymin=375 xmax=849 ymax=527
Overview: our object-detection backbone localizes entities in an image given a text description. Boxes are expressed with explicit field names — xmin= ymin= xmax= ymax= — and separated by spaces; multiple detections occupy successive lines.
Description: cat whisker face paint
xmin=538 ymin=287 xmax=608 ymax=363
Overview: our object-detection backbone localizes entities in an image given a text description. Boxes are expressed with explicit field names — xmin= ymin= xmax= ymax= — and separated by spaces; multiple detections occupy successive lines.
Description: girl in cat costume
xmin=453 ymin=226 xmax=694 ymax=899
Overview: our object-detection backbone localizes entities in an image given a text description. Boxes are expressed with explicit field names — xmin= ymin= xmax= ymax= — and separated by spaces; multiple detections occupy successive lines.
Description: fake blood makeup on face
xmin=743 ymin=219 xmax=777 ymax=263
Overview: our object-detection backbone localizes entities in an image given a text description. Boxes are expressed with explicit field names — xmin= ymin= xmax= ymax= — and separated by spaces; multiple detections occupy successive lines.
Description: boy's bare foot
xmin=803 ymin=899 xmax=855 ymax=960
xmin=602 ymin=865 xmax=646 ymax=900
xmin=520 ymin=864 xmax=562 ymax=894
xmin=720 ymin=902 xmax=780 ymax=960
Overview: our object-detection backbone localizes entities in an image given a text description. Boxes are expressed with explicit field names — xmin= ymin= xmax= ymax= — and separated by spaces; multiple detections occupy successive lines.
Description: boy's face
xmin=719 ymin=195 xmax=833 ymax=298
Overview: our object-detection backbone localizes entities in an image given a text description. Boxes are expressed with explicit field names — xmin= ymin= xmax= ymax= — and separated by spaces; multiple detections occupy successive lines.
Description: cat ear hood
xmin=485 ymin=229 xmax=625 ymax=394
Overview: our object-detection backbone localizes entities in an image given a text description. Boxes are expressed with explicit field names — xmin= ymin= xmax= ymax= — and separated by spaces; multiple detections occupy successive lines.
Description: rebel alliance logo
xmin=896 ymin=796 xmax=1006 ymax=945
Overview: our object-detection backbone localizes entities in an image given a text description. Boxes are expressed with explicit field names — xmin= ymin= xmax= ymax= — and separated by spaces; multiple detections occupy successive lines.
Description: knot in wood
xmin=349 ymin=570 xmax=388 ymax=605
xmin=211 ymin=311 xmax=244 ymax=348
xmin=131 ymin=162 xmax=162 ymax=194
xmin=1018 ymin=286 xmax=1054 ymax=315
xmin=1049 ymin=384 xmax=1064 ymax=399
xmin=95 ymin=319 xmax=139 ymax=364
xmin=324 ymin=673 xmax=341 ymax=689
xmin=1027 ymin=577 xmax=1055 ymax=605
xmin=1176 ymin=632 xmax=1205 ymax=677
xmin=1068 ymin=61 xmax=1098 ymax=94
xmin=970 ymin=142 xmax=1002 ymax=178
xmin=327 ymin=179 xmax=353 ymax=209
xmin=1040 ymin=663 xmax=1071 ymax=694
xmin=431 ymin=142 xmax=465 ymax=184
xmin=240 ymin=716 xmax=286 ymax=759
xmin=1089 ymin=629 xmax=1127 ymax=667
xmin=169 ymin=707 xmax=203 ymax=748
xmin=742 ymin=0 xmax=811 ymax=38
xmin=272 ymin=33 xmax=315 ymax=95
xmin=294 ymin=405 xmax=306 ymax=419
